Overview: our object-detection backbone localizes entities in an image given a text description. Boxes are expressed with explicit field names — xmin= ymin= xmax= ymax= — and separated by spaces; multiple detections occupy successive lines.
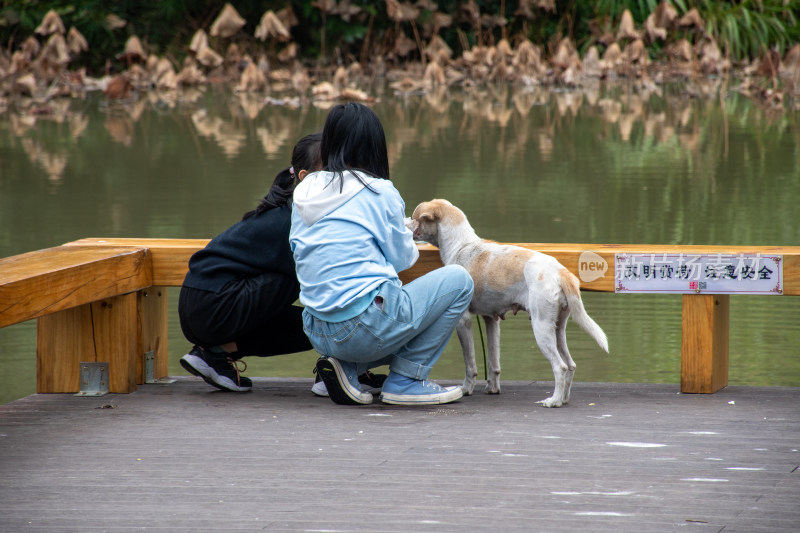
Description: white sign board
xmin=615 ymin=253 xmax=783 ymax=294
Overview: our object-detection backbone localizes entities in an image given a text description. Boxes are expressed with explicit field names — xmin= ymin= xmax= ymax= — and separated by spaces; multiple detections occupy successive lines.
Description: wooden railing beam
xmin=3 ymin=238 xmax=799 ymax=395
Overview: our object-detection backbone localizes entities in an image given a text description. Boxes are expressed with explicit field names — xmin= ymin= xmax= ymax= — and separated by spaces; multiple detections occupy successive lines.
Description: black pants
xmin=178 ymin=272 xmax=312 ymax=357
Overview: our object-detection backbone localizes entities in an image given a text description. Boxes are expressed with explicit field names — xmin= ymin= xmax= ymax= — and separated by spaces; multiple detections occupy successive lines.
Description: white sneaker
xmin=311 ymin=378 xmax=329 ymax=397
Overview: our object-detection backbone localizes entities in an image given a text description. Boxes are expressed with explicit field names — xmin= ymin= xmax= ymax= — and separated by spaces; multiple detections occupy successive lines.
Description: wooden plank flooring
xmin=1 ymin=379 xmax=798 ymax=532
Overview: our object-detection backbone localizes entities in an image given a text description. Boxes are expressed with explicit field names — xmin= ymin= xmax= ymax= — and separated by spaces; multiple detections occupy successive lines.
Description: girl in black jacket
xmin=178 ymin=133 xmax=321 ymax=392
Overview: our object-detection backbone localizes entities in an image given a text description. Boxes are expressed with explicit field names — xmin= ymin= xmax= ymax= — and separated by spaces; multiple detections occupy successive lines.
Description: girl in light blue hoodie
xmin=290 ymin=103 xmax=474 ymax=406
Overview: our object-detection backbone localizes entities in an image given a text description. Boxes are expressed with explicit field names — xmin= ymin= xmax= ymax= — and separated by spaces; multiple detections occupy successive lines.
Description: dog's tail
xmin=559 ymin=269 xmax=609 ymax=353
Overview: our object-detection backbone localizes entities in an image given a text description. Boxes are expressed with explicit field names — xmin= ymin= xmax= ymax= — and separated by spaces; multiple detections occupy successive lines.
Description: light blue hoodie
xmin=290 ymin=170 xmax=419 ymax=322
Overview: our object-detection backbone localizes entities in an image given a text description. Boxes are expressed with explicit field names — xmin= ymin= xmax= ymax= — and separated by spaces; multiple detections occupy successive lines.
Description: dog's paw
xmin=537 ymin=396 xmax=563 ymax=408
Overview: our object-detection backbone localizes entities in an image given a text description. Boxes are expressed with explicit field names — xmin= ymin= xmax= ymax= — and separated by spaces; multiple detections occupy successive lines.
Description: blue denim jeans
xmin=302 ymin=265 xmax=474 ymax=380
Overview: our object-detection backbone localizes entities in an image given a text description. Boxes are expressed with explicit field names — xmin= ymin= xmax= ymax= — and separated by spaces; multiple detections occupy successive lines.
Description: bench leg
xmin=138 ymin=287 xmax=168 ymax=381
xmin=681 ymin=294 xmax=730 ymax=394
xmin=37 ymin=293 xmax=139 ymax=393
xmin=37 ymin=306 xmax=88 ymax=393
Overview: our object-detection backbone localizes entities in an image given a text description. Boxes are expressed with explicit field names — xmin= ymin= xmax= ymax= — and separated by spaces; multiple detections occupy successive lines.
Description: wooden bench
xmin=0 ymin=244 xmax=167 ymax=393
xmin=1 ymin=238 xmax=798 ymax=395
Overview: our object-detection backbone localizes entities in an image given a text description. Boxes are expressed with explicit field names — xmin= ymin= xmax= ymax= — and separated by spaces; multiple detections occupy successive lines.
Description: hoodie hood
xmin=293 ymin=170 xmax=378 ymax=226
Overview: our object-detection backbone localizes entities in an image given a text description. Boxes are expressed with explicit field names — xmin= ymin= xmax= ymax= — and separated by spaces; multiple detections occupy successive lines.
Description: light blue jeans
xmin=302 ymin=265 xmax=474 ymax=380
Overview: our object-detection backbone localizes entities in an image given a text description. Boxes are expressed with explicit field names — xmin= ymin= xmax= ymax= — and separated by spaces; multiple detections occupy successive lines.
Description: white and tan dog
xmin=408 ymin=199 xmax=608 ymax=407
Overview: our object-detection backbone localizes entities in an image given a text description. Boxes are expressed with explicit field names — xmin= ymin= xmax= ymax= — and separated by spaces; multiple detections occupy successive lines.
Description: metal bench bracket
xmin=144 ymin=351 xmax=175 ymax=384
xmin=75 ymin=362 xmax=109 ymax=397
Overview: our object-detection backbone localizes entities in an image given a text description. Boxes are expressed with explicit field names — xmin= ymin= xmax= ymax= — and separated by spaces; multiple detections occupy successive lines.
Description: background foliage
xmin=1 ymin=0 xmax=798 ymax=74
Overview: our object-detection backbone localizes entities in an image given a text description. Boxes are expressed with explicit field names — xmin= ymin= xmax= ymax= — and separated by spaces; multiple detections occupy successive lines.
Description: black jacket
xmin=182 ymin=203 xmax=297 ymax=294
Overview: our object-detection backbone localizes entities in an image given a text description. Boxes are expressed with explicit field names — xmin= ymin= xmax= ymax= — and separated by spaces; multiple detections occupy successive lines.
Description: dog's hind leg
xmin=456 ymin=312 xmax=478 ymax=395
xmin=556 ymin=306 xmax=576 ymax=404
xmin=532 ymin=316 xmax=569 ymax=408
xmin=482 ymin=315 xmax=501 ymax=394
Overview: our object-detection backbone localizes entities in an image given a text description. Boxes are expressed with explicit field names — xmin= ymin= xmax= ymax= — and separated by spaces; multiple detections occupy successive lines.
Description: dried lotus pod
xmin=196 ymin=46 xmax=224 ymax=68
xmin=66 ymin=27 xmax=88 ymax=56
xmin=678 ymin=8 xmax=705 ymax=32
xmin=617 ymin=10 xmax=641 ymax=41
xmin=255 ymin=11 xmax=290 ymax=42
xmin=189 ymin=30 xmax=208 ymax=54
xmin=277 ymin=43 xmax=297 ymax=63
xmin=582 ymin=45 xmax=602 ymax=77
xmin=13 ymin=73 xmax=38 ymax=96
xmin=394 ymin=33 xmax=417 ymax=57
xmin=276 ymin=6 xmax=298 ymax=29
xmin=105 ymin=14 xmax=127 ymax=31
xmin=337 ymin=0 xmax=363 ymax=22
xmin=40 ymin=33 xmax=71 ymax=65
xmin=118 ymin=36 xmax=145 ymax=62
xmin=35 ymin=9 xmax=66 ymax=36
xmin=210 ymin=3 xmax=246 ymax=38
xmin=496 ymin=38 xmax=513 ymax=58
xmin=425 ymin=35 xmax=452 ymax=60
xmin=386 ymin=0 xmax=420 ymax=22
xmin=653 ymin=1 xmax=678 ymax=30
xmin=644 ymin=14 xmax=667 ymax=43
xmin=602 ymin=42 xmax=623 ymax=67
xmin=176 ymin=59 xmax=206 ymax=86
xmin=423 ymin=60 xmax=446 ymax=87
xmin=667 ymin=39 xmax=693 ymax=63
xmin=291 ymin=69 xmax=310 ymax=94
xmin=236 ymin=61 xmax=267 ymax=92
xmin=156 ymin=68 xmax=178 ymax=90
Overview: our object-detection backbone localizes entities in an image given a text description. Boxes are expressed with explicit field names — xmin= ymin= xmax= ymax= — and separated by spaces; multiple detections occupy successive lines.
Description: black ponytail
xmin=242 ymin=168 xmax=295 ymax=220
xmin=242 ymin=132 xmax=322 ymax=220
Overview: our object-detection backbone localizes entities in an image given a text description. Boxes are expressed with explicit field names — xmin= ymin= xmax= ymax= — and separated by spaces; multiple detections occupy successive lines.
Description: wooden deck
xmin=1 ymin=379 xmax=798 ymax=532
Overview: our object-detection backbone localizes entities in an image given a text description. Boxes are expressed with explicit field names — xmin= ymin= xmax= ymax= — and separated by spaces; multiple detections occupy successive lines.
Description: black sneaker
xmin=359 ymin=370 xmax=387 ymax=393
xmin=311 ymin=368 xmax=387 ymax=397
xmin=180 ymin=346 xmax=252 ymax=392
xmin=315 ymin=356 xmax=373 ymax=405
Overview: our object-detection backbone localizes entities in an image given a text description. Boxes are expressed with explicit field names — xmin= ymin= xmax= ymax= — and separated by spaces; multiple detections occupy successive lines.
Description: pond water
xmin=1 ymin=79 xmax=798 ymax=404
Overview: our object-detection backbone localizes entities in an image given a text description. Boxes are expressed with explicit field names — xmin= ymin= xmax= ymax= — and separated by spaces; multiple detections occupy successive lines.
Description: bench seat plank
xmin=0 ymin=246 xmax=151 ymax=328
xmin=65 ymin=238 xmax=206 ymax=286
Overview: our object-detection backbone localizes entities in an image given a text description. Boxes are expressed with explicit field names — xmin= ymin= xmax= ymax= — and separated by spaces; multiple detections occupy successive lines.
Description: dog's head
xmin=409 ymin=199 xmax=462 ymax=246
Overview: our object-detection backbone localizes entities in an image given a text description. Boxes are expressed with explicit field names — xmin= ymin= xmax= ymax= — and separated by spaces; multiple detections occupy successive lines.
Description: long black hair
xmin=242 ymin=132 xmax=322 ymax=220
xmin=321 ymin=102 xmax=390 ymax=189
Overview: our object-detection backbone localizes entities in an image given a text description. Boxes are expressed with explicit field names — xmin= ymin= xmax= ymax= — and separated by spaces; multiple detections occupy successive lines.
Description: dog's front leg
xmin=482 ymin=315 xmax=501 ymax=394
xmin=456 ymin=312 xmax=477 ymax=395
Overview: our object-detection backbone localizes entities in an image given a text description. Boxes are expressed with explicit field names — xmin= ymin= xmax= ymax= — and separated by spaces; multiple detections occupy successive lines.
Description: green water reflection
xmin=1 ymin=81 xmax=798 ymax=404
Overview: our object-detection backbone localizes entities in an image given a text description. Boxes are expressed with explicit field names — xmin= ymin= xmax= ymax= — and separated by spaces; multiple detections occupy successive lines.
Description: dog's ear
xmin=419 ymin=210 xmax=437 ymax=223
xmin=414 ymin=202 xmax=442 ymax=223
